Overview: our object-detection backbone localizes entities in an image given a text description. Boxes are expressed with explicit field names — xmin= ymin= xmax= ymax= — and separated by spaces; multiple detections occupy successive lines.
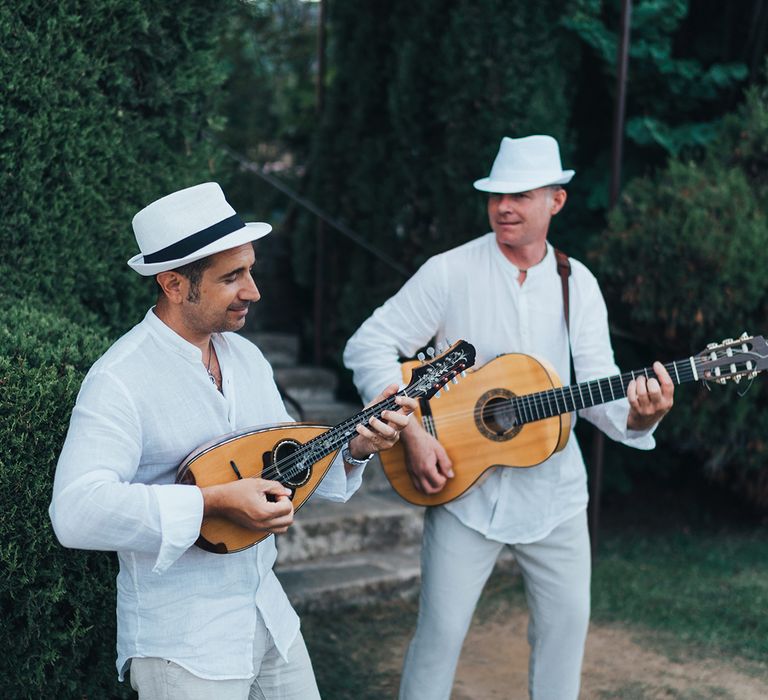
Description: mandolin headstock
xmin=405 ymin=340 xmax=476 ymax=400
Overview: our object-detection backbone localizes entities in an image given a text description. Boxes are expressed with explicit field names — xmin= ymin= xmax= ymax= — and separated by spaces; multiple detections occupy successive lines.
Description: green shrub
xmin=0 ymin=300 xmax=128 ymax=698
xmin=593 ymin=78 xmax=768 ymax=506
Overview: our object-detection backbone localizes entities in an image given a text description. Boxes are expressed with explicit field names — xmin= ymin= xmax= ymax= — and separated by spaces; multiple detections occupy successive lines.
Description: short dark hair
xmin=155 ymin=255 xmax=214 ymax=302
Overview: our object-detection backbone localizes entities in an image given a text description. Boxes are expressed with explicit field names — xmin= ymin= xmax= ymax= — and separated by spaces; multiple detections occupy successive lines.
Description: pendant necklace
xmin=206 ymin=338 xmax=218 ymax=387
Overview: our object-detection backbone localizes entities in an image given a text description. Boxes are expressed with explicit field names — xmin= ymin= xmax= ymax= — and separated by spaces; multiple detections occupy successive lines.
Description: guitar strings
xmin=400 ymin=357 xmax=705 ymax=434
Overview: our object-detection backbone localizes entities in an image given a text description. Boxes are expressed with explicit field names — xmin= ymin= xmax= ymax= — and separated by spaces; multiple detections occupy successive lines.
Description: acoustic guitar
xmin=176 ymin=339 xmax=476 ymax=553
xmin=379 ymin=334 xmax=768 ymax=507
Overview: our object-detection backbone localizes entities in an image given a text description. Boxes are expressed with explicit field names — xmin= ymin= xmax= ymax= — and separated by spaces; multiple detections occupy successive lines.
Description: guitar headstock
xmin=406 ymin=340 xmax=476 ymax=400
xmin=696 ymin=333 xmax=768 ymax=384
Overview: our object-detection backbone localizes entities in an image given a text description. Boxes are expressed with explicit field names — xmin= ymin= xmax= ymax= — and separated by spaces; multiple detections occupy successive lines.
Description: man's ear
xmin=551 ymin=188 xmax=567 ymax=216
xmin=155 ymin=271 xmax=186 ymax=304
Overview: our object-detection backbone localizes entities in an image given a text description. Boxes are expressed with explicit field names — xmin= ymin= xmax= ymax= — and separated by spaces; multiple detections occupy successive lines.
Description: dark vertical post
xmin=313 ymin=0 xmax=327 ymax=365
xmin=591 ymin=0 xmax=632 ymax=560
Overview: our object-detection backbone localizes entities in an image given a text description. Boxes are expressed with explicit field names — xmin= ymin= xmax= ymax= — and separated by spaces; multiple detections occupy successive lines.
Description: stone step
xmin=276 ymin=543 xmax=519 ymax=613
xmin=274 ymin=366 xmax=338 ymax=403
xmin=276 ymin=544 xmax=423 ymax=613
xmin=239 ymin=331 xmax=300 ymax=368
xmin=276 ymin=490 xmax=424 ymax=565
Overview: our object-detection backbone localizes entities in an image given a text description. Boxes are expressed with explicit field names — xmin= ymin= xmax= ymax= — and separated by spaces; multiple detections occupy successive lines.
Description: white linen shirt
xmin=344 ymin=234 xmax=655 ymax=544
xmin=50 ymin=308 xmax=364 ymax=680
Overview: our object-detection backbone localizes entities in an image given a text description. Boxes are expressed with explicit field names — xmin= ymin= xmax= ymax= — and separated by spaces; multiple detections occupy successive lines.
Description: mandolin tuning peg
xmin=740 ymin=331 xmax=751 ymax=339
xmin=417 ymin=352 xmax=426 ymax=363
xmin=733 ymin=375 xmax=742 ymax=383
xmin=434 ymin=389 xmax=441 ymax=398
xmin=706 ymin=342 xmax=719 ymax=350
xmin=426 ymin=346 xmax=436 ymax=359
xmin=443 ymin=383 xmax=451 ymax=391
xmin=460 ymin=370 xmax=467 ymax=378
xmin=722 ymin=337 xmax=734 ymax=345
xmin=451 ymin=376 xmax=459 ymax=384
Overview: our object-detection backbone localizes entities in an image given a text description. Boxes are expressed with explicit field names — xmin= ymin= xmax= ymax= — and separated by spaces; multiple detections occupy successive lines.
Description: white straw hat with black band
xmin=128 ymin=182 xmax=272 ymax=276
xmin=473 ymin=135 xmax=575 ymax=194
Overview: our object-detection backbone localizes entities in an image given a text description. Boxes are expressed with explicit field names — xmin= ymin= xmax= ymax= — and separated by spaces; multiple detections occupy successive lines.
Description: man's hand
xmin=400 ymin=419 xmax=453 ymax=495
xmin=347 ymin=384 xmax=418 ymax=463
xmin=200 ymin=478 xmax=294 ymax=534
xmin=627 ymin=360 xmax=674 ymax=431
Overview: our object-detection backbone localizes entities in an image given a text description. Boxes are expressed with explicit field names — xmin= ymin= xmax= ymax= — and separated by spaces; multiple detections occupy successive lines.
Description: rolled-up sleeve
xmin=571 ymin=268 xmax=656 ymax=450
xmin=49 ymin=370 xmax=203 ymax=573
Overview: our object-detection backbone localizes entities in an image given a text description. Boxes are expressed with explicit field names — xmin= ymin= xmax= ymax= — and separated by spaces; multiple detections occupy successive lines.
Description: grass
xmin=302 ymin=476 xmax=768 ymax=698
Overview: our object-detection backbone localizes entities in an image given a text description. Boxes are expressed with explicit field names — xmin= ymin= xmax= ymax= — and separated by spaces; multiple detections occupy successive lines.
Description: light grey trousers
xmin=129 ymin=619 xmax=320 ymax=700
xmin=399 ymin=507 xmax=591 ymax=700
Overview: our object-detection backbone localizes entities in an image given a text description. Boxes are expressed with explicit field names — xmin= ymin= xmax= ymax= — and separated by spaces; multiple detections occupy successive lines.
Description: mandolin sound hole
xmin=474 ymin=389 xmax=521 ymax=442
xmin=271 ymin=439 xmax=312 ymax=488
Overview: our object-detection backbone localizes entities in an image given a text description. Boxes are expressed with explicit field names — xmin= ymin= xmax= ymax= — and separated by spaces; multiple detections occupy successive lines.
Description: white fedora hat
xmin=473 ymin=135 xmax=575 ymax=194
xmin=128 ymin=182 xmax=272 ymax=276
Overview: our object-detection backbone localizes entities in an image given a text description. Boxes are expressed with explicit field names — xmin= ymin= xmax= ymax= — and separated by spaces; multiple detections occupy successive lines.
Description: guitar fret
xmin=597 ymin=380 xmax=604 ymax=403
xmin=551 ymin=390 xmax=561 ymax=415
xmin=607 ymin=377 xmax=615 ymax=400
xmin=576 ymin=382 xmax=585 ymax=409
xmin=568 ymin=385 xmax=577 ymax=411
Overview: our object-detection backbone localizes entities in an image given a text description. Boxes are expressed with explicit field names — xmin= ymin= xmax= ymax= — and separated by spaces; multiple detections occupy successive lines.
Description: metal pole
xmin=313 ymin=0 xmax=327 ymax=365
xmin=592 ymin=0 xmax=632 ymax=560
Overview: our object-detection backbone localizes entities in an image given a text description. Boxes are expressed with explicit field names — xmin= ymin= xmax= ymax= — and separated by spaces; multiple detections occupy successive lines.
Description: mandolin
xmin=379 ymin=334 xmax=768 ymax=507
xmin=176 ymin=339 xmax=476 ymax=553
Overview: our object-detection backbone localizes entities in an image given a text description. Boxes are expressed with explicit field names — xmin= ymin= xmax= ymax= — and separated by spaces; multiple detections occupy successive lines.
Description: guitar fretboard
xmin=512 ymin=357 xmax=701 ymax=425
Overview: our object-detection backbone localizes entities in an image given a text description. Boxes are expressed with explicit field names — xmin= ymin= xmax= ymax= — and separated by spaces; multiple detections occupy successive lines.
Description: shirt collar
xmin=142 ymin=307 xmax=228 ymax=363
xmin=490 ymin=235 xmax=553 ymax=277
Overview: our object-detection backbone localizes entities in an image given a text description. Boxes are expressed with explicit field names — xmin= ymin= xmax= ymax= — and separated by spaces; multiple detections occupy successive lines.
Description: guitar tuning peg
xmin=417 ymin=352 xmax=426 ymax=363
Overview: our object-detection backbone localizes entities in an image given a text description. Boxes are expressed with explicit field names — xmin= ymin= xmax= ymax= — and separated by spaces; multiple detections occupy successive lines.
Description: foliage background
xmin=2 ymin=0 xmax=768 ymax=697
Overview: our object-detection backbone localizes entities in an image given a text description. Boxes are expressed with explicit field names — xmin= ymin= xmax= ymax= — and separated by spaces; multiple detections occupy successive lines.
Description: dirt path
xmin=445 ymin=610 xmax=768 ymax=699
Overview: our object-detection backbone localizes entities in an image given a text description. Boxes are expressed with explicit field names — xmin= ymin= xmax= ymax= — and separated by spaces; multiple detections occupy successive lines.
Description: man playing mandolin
xmin=343 ymin=135 xmax=674 ymax=700
xmin=49 ymin=183 xmax=416 ymax=700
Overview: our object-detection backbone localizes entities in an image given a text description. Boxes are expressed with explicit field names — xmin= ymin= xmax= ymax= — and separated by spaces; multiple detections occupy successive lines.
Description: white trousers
xmin=399 ymin=508 xmax=591 ymax=700
xmin=129 ymin=617 xmax=320 ymax=700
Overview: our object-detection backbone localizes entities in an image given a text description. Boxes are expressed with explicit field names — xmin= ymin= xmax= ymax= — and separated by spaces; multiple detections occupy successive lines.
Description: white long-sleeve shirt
xmin=344 ymin=234 xmax=655 ymax=544
xmin=50 ymin=308 xmax=363 ymax=680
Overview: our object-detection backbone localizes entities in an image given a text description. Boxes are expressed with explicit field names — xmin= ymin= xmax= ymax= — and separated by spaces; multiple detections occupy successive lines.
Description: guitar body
xmin=380 ymin=353 xmax=571 ymax=506
xmin=177 ymin=423 xmax=334 ymax=553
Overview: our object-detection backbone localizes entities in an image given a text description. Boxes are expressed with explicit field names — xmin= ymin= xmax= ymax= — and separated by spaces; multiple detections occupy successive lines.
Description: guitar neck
xmin=515 ymin=356 xmax=702 ymax=425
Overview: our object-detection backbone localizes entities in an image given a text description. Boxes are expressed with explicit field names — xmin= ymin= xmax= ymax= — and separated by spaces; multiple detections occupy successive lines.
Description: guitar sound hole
xmin=272 ymin=439 xmax=311 ymax=488
xmin=474 ymin=389 xmax=521 ymax=442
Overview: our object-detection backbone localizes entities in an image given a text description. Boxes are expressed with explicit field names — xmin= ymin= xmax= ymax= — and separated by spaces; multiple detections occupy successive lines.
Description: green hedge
xmin=0 ymin=0 xmax=232 ymax=334
xmin=0 ymin=2 xmax=236 ymax=695
xmin=0 ymin=299 xmax=128 ymax=698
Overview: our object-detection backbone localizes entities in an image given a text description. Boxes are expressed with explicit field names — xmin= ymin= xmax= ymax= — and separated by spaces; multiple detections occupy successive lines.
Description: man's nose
xmin=497 ymin=194 xmax=515 ymax=212
xmin=241 ymin=274 xmax=261 ymax=302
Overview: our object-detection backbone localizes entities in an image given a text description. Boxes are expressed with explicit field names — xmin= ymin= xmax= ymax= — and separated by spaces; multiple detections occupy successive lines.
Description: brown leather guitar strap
xmin=554 ymin=247 xmax=575 ymax=383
